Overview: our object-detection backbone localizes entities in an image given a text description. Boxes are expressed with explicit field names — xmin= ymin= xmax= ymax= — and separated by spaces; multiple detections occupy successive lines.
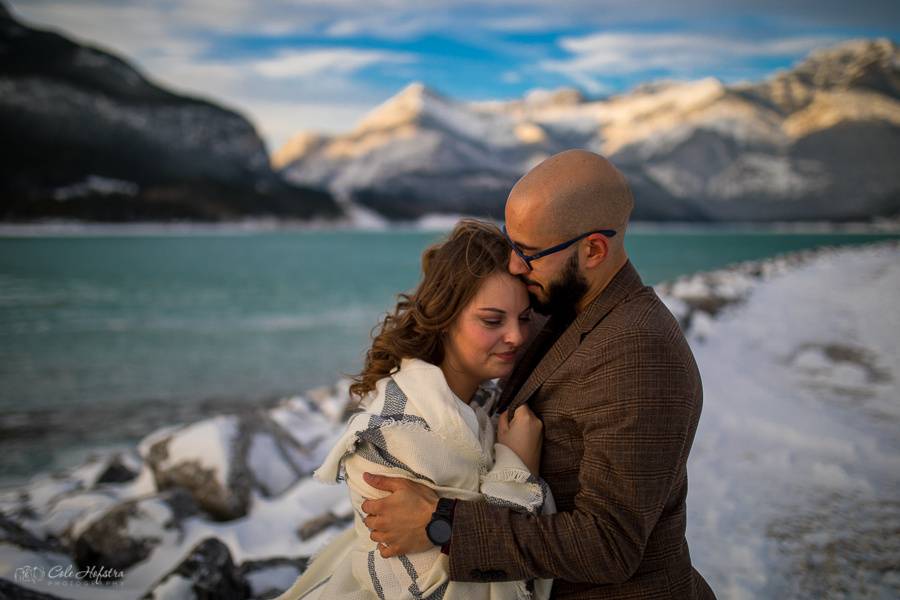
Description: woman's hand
xmin=497 ymin=404 xmax=543 ymax=475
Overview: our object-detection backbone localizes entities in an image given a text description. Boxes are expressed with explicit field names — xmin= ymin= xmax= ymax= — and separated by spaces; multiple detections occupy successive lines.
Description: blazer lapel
xmin=506 ymin=317 xmax=582 ymax=414
xmin=505 ymin=260 xmax=645 ymax=414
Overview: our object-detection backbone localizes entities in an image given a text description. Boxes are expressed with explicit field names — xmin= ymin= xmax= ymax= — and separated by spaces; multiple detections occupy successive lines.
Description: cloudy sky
xmin=9 ymin=1 xmax=899 ymax=152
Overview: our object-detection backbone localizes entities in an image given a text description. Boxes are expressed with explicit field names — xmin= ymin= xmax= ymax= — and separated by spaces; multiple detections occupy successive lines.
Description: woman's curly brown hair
xmin=349 ymin=219 xmax=511 ymax=400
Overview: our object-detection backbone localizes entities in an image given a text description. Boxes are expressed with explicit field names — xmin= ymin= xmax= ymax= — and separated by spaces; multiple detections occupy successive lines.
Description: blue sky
xmin=9 ymin=1 xmax=900 ymax=152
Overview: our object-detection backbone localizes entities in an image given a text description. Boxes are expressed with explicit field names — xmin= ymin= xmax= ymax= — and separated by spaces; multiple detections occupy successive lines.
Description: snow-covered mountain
xmin=277 ymin=39 xmax=900 ymax=222
xmin=275 ymin=82 xmax=569 ymax=219
xmin=0 ymin=5 xmax=340 ymax=222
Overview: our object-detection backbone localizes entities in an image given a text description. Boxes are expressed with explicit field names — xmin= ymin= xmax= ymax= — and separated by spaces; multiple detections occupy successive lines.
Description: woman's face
xmin=442 ymin=271 xmax=532 ymax=384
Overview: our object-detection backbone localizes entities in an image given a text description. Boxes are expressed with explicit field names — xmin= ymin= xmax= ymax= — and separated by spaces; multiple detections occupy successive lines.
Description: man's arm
xmin=365 ymin=332 xmax=699 ymax=584
xmin=361 ymin=438 xmax=550 ymax=556
xmin=449 ymin=332 xmax=699 ymax=584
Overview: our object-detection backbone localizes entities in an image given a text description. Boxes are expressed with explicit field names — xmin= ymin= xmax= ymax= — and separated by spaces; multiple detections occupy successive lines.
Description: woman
xmin=276 ymin=219 xmax=553 ymax=600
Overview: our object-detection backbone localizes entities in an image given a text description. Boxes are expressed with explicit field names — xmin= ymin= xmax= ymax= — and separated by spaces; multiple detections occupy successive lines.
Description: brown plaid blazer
xmin=449 ymin=261 xmax=716 ymax=599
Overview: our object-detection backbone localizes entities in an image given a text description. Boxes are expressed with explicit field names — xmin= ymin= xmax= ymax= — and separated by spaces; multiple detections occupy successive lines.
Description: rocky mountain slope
xmin=277 ymin=39 xmax=900 ymax=222
xmin=0 ymin=5 xmax=341 ymax=222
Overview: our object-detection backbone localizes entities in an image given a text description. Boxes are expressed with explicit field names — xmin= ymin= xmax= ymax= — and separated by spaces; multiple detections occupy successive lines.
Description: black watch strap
xmin=426 ymin=498 xmax=456 ymax=546
xmin=433 ymin=497 xmax=455 ymax=520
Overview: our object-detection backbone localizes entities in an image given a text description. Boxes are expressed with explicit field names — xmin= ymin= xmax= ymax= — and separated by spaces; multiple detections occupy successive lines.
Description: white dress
xmin=275 ymin=358 xmax=554 ymax=600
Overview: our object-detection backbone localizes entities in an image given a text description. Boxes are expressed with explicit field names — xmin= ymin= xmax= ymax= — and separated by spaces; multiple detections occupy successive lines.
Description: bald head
xmin=507 ymin=150 xmax=634 ymax=253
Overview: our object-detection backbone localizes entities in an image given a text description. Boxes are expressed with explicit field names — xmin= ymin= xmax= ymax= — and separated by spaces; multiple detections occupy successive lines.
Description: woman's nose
xmin=504 ymin=322 xmax=525 ymax=347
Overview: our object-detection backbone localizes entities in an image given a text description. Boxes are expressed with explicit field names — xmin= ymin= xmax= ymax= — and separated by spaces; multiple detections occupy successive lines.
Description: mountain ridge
xmin=278 ymin=38 xmax=900 ymax=222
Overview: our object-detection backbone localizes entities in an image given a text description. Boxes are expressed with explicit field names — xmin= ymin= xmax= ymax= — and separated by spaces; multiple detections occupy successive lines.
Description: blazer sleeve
xmin=448 ymin=331 xmax=700 ymax=585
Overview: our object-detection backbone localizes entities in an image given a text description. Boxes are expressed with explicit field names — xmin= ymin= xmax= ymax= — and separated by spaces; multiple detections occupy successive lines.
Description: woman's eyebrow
xmin=477 ymin=307 xmax=506 ymax=314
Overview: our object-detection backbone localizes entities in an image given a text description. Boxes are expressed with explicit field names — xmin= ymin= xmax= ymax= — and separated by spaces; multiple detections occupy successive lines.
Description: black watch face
xmin=427 ymin=519 xmax=452 ymax=545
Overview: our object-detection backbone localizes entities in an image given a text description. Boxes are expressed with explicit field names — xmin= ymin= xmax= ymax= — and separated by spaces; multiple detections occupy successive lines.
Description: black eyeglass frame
xmin=501 ymin=224 xmax=616 ymax=271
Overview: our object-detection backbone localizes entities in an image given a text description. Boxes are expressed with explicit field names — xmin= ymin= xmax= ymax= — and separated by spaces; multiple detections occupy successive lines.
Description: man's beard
xmin=528 ymin=252 xmax=588 ymax=317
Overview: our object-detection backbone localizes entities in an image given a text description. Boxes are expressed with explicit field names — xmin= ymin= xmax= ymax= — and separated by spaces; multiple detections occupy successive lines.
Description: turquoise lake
xmin=1 ymin=226 xmax=897 ymax=487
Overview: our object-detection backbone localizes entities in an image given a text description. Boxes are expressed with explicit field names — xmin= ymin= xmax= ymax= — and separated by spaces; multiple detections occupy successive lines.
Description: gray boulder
xmin=141 ymin=399 xmax=337 ymax=520
xmin=73 ymin=488 xmax=199 ymax=573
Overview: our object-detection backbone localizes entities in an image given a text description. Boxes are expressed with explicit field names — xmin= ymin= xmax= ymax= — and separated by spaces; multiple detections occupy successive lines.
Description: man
xmin=361 ymin=150 xmax=715 ymax=598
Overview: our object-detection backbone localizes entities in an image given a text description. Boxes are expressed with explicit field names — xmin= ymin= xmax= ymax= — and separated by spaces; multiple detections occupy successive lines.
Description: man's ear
xmin=583 ymin=234 xmax=609 ymax=268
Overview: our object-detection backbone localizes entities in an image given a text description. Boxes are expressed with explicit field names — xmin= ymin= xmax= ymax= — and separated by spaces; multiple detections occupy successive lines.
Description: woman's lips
xmin=494 ymin=351 xmax=517 ymax=361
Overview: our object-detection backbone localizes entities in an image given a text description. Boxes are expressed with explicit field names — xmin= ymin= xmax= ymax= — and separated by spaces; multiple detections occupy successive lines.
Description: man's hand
xmin=360 ymin=473 xmax=438 ymax=558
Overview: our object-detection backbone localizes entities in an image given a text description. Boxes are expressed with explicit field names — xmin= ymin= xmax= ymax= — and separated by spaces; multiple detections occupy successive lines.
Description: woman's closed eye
xmin=481 ymin=318 xmax=503 ymax=327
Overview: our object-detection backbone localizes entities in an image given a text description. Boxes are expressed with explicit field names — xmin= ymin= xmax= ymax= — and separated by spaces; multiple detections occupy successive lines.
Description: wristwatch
xmin=425 ymin=498 xmax=455 ymax=546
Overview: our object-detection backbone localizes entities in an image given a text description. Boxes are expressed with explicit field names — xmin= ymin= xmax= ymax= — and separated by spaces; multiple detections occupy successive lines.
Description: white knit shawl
xmin=275 ymin=358 xmax=554 ymax=600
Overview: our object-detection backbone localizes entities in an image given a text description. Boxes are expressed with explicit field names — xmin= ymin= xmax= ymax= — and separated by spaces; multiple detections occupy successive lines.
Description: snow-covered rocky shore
xmin=668 ymin=240 xmax=900 ymax=599
xmin=1 ymin=241 xmax=898 ymax=599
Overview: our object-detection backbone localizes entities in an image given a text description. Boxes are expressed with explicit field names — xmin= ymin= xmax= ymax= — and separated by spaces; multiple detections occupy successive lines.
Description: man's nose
xmin=508 ymin=250 xmax=528 ymax=275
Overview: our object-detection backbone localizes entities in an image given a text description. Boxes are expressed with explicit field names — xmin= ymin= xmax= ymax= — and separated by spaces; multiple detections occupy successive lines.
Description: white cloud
xmin=322 ymin=12 xmax=455 ymax=40
xmin=481 ymin=14 xmax=576 ymax=32
xmin=253 ymin=48 xmax=415 ymax=78
xmin=541 ymin=32 xmax=845 ymax=87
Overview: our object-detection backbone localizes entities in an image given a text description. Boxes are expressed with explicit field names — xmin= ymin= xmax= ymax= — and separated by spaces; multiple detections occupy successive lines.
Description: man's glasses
xmin=502 ymin=224 xmax=616 ymax=271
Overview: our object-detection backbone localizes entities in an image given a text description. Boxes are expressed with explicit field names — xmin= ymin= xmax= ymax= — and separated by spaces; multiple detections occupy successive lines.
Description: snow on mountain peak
xmin=353 ymin=81 xmax=507 ymax=143
xmin=619 ymin=77 xmax=725 ymax=105
xmin=523 ymin=87 xmax=585 ymax=107
xmin=353 ymin=81 xmax=444 ymax=134
xmin=595 ymin=77 xmax=730 ymax=154
xmin=770 ymin=38 xmax=899 ymax=97
xmin=801 ymin=38 xmax=898 ymax=75
xmin=271 ymin=131 xmax=326 ymax=169
xmin=399 ymin=81 xmax=434 ymax=99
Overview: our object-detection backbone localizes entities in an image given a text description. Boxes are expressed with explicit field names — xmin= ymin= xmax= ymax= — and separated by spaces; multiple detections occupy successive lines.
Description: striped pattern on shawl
xmin=275 ymin=358 xmax=554 ymax=600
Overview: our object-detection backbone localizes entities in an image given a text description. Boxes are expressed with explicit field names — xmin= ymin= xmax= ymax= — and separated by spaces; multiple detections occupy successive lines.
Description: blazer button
xmin=471 ymin=568 xmax=507 ymax=581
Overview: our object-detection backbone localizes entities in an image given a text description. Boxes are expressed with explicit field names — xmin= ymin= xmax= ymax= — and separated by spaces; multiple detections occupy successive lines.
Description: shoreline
xmin=1 ymin=217 xmax=899 ymax=237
